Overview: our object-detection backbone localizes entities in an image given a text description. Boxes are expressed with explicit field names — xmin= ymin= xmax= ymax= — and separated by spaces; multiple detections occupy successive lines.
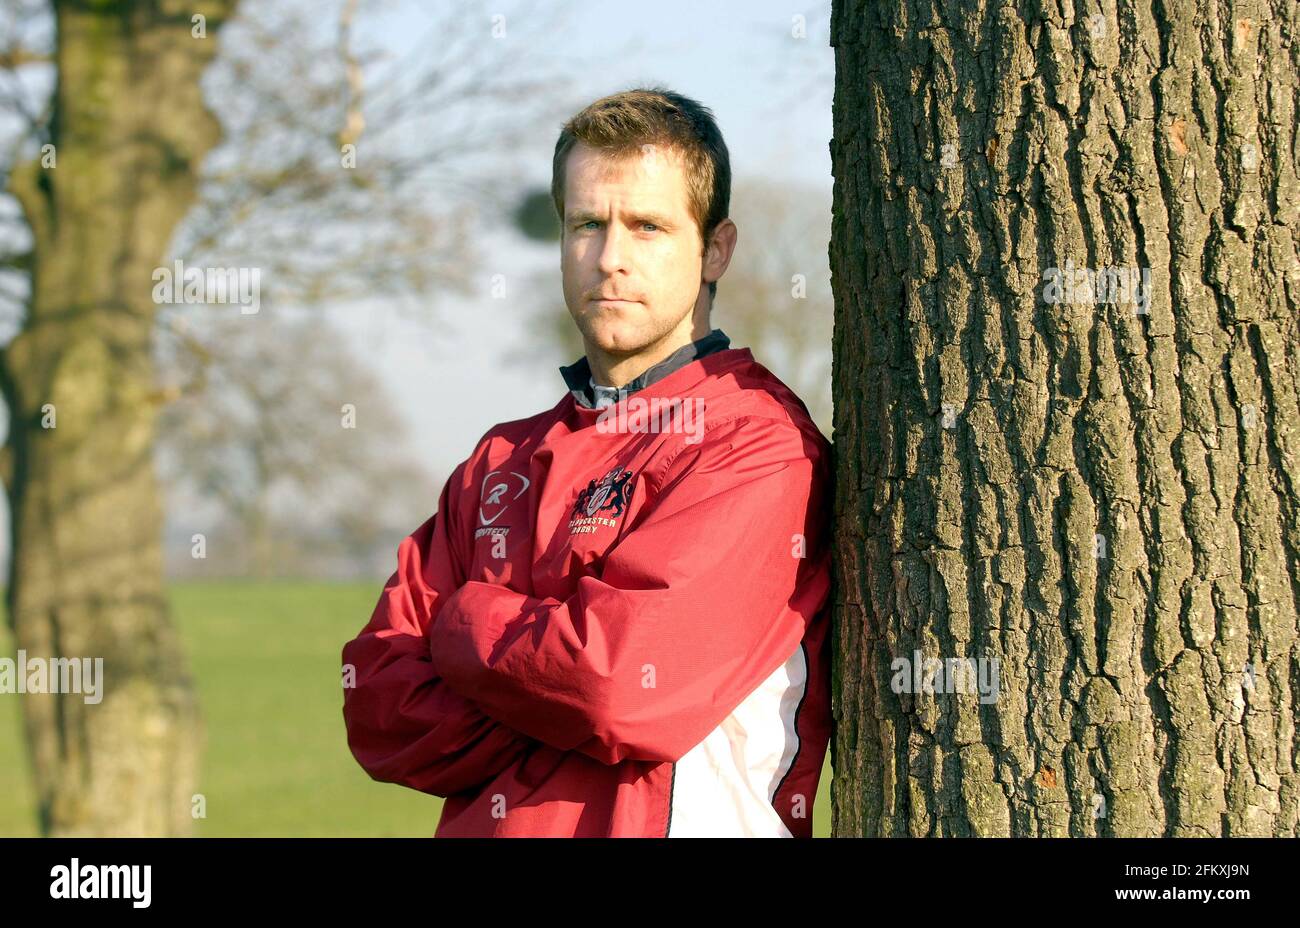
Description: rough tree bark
xmin=829 ymin=0 xmax=1298 ymax=836
xmin=1 ymin=0 xmax=237 ymax=836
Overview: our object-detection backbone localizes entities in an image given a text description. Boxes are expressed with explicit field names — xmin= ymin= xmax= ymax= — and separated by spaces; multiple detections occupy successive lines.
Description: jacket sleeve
xmin=428 ymin=416 xmax=831 ymax=766
xmin=341 ymin=459 xmax=539 ymax=797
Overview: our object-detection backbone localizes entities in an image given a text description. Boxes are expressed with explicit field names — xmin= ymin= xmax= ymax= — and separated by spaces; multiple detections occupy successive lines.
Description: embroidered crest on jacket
xmin=569 ymin=467 xmax=635 ymax=534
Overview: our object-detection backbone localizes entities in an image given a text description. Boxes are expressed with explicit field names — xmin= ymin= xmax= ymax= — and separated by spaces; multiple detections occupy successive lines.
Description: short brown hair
xmin=551 ymin=86 xmax=731 ymax=302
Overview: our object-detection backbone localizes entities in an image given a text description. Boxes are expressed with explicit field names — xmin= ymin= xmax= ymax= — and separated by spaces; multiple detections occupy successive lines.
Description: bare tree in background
xmin=0 ymin=0 xmax=574 ymax=835
xmin=147 ymin=0 xmax=580 ymax=582
xmin=167 ymin=0 xmax=576 ymax=311
xmin=156 ymin=311 xmax=437 ymax=580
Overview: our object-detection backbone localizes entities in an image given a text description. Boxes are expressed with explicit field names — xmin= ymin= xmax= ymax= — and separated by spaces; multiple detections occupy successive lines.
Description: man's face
xmin=560 ymin=141 xmax=706 ymax=356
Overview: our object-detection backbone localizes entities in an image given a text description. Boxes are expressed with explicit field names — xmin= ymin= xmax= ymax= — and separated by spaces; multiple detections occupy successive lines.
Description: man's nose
xmin=596 ymin=223 xmax=627 ymax=275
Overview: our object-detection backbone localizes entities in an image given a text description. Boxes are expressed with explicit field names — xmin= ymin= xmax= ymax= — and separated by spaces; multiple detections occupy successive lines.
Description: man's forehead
xmin=569 ymin=141 xmax=684 ymax=183
xmin=565 ymin=143 xmax=690 ymax=211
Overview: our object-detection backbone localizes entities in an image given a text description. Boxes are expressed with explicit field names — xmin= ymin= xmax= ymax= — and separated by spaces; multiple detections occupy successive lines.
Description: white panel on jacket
xmin=666 ymin=642 xmax=806 ymax=838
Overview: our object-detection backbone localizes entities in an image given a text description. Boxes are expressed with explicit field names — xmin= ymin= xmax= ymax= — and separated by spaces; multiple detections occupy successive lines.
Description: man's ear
xmin=703 ymin=218 xmax=738 ymax=286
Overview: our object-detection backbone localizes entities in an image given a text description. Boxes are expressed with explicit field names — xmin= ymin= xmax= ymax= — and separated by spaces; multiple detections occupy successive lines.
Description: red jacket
xmin=341 ymin=343 xmax=833 ymax=836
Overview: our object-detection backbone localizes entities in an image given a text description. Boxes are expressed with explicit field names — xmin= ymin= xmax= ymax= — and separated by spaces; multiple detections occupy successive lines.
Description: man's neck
xmin=588 ymin=305 xmax=711 ymax=388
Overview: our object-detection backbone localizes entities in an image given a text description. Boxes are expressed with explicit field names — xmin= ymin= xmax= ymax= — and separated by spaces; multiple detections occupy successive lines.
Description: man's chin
xmin=581 ymin=320 xmax=652 ymax=357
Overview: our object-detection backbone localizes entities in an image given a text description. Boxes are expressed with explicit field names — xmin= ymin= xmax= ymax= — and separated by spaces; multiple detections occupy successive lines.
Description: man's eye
xmin=641 ymin=222 xmax=659 ymax=232
xmin=576 ymin=220 xmax=599 ymax=231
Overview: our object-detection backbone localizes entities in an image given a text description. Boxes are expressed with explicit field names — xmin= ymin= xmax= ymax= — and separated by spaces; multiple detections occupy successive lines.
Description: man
xmin=341 ymin=86 xmax=833 ymax=837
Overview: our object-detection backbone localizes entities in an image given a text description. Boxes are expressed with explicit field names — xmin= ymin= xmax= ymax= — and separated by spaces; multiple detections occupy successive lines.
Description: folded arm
xmin=429 ymin=417 xmax=830 ymax=766
xmin=342 ymin=463 xmax=540 ymax=797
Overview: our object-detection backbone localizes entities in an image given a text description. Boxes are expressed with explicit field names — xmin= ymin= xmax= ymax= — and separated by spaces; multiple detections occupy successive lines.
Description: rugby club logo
xmin=569 ymin=466 xmax=635 ymax=535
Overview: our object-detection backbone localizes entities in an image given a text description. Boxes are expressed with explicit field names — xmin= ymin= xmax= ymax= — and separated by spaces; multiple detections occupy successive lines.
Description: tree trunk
xmin=829 ymin=0 xmax=1298 ymax=836
xmin=1 ymin=0 xmax=236 ymax=836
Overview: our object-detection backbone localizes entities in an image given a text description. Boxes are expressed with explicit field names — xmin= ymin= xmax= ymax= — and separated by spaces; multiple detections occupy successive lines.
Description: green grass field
xmin=0 ymin=581 xmax=832 ymax=837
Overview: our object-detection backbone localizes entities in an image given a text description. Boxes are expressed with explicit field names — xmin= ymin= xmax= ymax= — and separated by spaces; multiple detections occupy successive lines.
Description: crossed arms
xmin=341 ymin=416 xmax=827 ymax=796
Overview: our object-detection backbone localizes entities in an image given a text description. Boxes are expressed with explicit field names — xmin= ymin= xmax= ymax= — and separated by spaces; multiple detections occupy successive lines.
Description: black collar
xmin=560 ymin=328 xmax=731 ymax=409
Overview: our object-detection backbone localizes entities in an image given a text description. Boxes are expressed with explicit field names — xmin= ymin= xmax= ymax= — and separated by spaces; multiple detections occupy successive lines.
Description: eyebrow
xmin=566 ymin=209 xmax=676 ymax=228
